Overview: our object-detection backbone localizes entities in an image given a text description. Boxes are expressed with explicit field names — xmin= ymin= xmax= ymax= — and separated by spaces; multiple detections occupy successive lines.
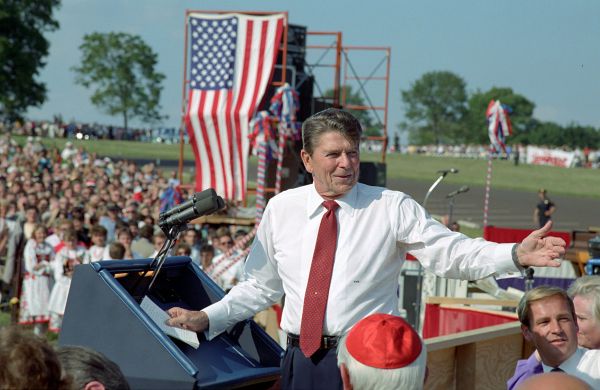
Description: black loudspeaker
xmin=295 ymin=74 xmax=314 ymax=121
xmin=312 ymin=97 xmax=335 ymax=114
xmin=59 ymin=258 xmax=283 ymax=389
xmin=259 ymin=23 xmax=309 ymax=114
xmin=260 ymin=66 xmax=295 ymax=110
xmin=276 ymin=24 xmax=307 ymax=73
xmin=359 ymin=162 xmax=386 ymax=187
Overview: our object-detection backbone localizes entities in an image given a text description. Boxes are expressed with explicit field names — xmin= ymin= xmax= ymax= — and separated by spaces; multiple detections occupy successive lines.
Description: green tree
xmin=465 ymin=87 xmax=535 ymax=145
xmin=400 ymin=71 xmax=468 ymax=145
xmin=325 ymin=85 xmax=381 ymax=136
xmin=527 ymin=121 xmax=600 ymax=149
xmin=0 ymin=0 xmax=61 ymax=121
xmin=72 ymin=32 xmax=166 ymax=130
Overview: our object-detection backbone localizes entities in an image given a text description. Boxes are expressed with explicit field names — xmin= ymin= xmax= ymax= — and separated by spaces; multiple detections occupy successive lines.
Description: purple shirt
xmin=507 ymin=352 xmax=543 ymax=390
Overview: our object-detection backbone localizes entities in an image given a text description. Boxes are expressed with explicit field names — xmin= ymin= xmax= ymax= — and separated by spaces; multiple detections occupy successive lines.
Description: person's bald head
xmin=516 ymin=372 xmax=591 ymax=390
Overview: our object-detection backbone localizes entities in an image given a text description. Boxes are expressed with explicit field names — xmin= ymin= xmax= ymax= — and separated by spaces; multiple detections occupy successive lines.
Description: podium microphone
xmin=159 ymin=189 xmax=225 ymax=234
xmin=446 ymin=185 xmax=469 ymax=198
xmin=141 ymin=188 xmax=225 ymax=297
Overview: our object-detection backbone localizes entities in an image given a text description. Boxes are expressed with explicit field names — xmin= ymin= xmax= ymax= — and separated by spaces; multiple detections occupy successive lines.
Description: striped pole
xmin=483 ymin=146 xmax=494 ymax=227
xmin=274 ymin=125 xmax=287 ymax=194
xmin=255 ymin=142 xmax=268 ymax=224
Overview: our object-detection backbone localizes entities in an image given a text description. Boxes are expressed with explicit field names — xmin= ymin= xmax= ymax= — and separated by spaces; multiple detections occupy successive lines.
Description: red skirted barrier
xmin=423 ymin=304 xmax=517 ymax=339
xmin=483 ymin=225 xmax=571 ymax=247
xmin=483 ymin=225 xmax=575 ymax=293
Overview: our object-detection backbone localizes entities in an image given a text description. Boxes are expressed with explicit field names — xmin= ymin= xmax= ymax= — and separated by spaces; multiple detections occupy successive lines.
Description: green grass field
xmin=13 ymin=135 xmax=600 ymax=198
xmin=381 ymin=153 xmax=600 ymax=199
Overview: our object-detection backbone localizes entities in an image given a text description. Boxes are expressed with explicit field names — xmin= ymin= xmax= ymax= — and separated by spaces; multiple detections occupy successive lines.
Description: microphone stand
xmin=131 ymin=188 xmax=225 ymax=301
xmin=145 ymin=224 xmax=188 ymax=294
xmin=446 ymin=188 xmax=468 ymax=227
xmin=524 ymin=268 xmax=535 ymax=292
xmin=414 ymin=169 xmax=458 ymax=333
xmin=447 ymin=195 xmax=456 ymax=227
xmin=131 ymin=224 xmax=186 ymax=301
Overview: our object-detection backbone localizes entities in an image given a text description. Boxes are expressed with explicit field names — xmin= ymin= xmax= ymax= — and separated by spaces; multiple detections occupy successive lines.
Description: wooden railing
xmin=424 ymin=296 xmax=533 ymax=390
xmin=425 ymin=321 xmax=529 ymax=389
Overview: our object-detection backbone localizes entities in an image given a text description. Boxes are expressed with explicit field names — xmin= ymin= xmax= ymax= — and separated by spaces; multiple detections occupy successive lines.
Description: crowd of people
xmin=391 ymin=143 xmax=600 ymax=168
xmin=0 ymin=133 xmax=250 ymax=336
xmin=1 ymin=118 xmax=181 ymax=144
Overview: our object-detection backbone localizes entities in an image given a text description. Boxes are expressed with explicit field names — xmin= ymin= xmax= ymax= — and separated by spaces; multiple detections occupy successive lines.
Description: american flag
xmin=184 ymin=13 xmax=285 ymax=201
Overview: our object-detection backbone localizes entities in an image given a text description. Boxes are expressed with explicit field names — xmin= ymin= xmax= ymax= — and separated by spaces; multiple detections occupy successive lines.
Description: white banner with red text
xmin=526 ymin=146 xmax=575 ymax=168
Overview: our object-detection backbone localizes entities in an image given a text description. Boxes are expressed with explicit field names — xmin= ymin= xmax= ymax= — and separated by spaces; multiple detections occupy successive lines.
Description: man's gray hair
xmin=336 ymin=332 xmax=427 ymax=390
xmin=301 ymin=108 xmax=362 ymax=155
xmin=568 ymin=275 xmax=600 ymax=323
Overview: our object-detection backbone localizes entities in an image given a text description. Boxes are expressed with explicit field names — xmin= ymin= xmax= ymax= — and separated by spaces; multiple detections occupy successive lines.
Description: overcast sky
xmin=27 ymin=0 xmax=600 ymax=137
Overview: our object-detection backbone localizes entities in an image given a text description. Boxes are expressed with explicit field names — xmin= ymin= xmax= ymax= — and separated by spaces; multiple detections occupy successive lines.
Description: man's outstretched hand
xmin=166 ymin=307 xmax=209 ymax=333
xmin=517 ymin=221 xmax=566 ymax=268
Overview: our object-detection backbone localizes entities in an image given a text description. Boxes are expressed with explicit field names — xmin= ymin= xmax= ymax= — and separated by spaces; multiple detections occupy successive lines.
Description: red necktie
xmin=300 ymin=200 xmax=339 ymax=357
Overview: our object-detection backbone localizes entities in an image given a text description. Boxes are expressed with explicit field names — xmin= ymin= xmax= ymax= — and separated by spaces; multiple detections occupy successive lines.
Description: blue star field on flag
xmin=189 ymin=16 xmax=238 ymax=90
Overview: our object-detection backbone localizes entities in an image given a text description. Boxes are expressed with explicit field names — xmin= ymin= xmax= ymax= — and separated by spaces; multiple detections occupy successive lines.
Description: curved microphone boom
xmin=423 ymin=168 xmax=459 ymax=207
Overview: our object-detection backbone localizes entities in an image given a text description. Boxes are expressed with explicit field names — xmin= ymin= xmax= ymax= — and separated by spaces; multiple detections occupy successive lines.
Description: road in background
xmin=389 ymin=177 xmax=598 ymax=232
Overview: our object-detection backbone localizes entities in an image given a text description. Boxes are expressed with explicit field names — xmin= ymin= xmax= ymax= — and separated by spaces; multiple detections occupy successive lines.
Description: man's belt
xmin=287 ymin=333 xmax=339 ymax=350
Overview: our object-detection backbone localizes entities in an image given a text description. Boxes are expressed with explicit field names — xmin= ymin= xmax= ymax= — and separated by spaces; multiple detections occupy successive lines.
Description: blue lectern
xmin=59 ymin=257 xmax=283 ymax=389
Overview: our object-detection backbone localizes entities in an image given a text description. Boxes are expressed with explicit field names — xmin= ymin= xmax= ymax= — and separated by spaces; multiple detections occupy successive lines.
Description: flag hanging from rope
xmin=184 ymin=12 xmax=285 ymax=201
xmin=486 ymin=99 xmax=513 ymax=153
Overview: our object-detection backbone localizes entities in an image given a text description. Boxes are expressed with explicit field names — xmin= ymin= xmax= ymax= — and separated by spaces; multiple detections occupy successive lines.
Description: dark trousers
xmin=280 ymin=346 xmax=343 ymax=390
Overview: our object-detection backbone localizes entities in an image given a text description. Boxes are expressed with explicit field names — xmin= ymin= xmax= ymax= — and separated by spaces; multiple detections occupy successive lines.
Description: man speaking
xmin=167 ymin=108 xmax=566 ymax=389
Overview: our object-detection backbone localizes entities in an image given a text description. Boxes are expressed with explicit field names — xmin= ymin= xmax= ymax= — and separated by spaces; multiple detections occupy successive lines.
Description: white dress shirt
xmin=203 ymin=183 xmax=519 ymax=340
xmin=542 ymin=347 xmax=600 ymax=388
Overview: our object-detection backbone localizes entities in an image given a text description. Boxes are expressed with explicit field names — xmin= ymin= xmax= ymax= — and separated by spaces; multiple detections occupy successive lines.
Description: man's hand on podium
xmin=166 ymin=308 xmax=209 ymax=333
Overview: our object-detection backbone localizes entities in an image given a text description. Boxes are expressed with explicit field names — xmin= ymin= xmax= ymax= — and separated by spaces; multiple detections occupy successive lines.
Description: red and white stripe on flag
xmin=184 ymin=12 xmax=285 ymax=201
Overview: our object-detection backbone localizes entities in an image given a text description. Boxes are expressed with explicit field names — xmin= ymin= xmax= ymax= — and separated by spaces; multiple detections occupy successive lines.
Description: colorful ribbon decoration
xmin=269 ymin=83 xmax=300 ymax=134
xmin=269 ymin=83 xmax=301 ymax=194
xmin=486 ymin=99 xmax=513 ymax=153
xmin=248 ymin=110 xmax=276 ymax=155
